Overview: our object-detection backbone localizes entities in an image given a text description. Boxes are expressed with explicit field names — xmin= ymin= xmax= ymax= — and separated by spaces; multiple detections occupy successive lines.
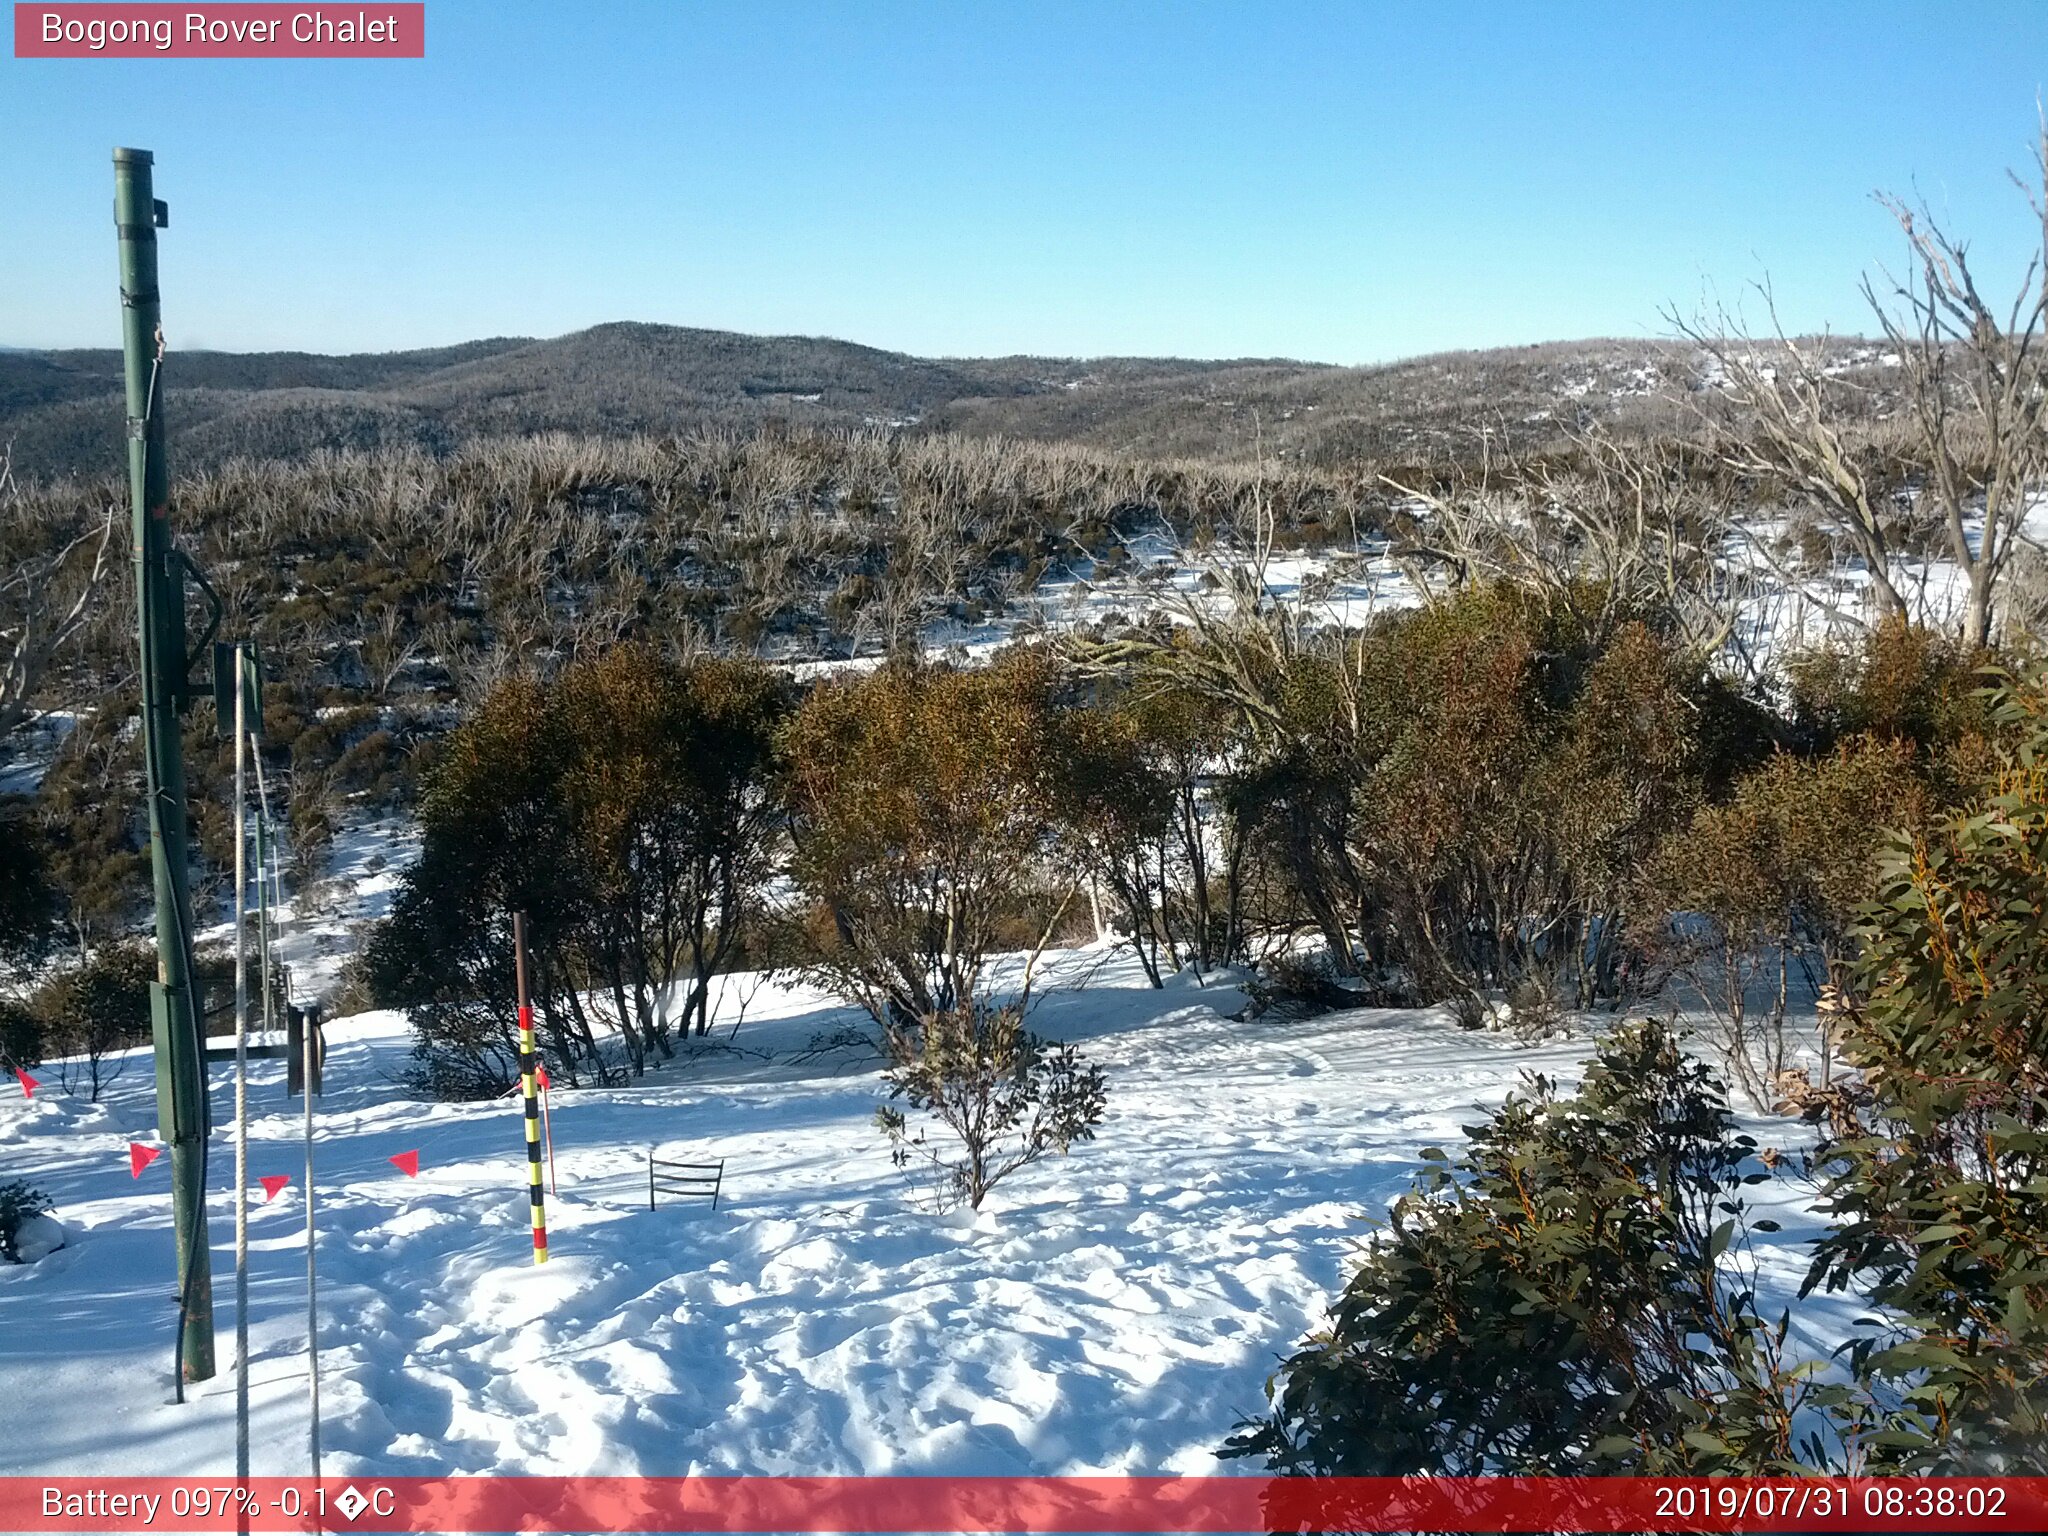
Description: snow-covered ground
xmin=781 ymin=485 xmax=2048 ymax=685
xmin=0 ymin=943 xmax=1854 ymax=1480
xmin=783 ymin=533 xmax=1421 ymax=680
xmin=203 ymin=813 xmax=420 ymax=1009
xmin=0 ymin=708 xmax=79 ymax=795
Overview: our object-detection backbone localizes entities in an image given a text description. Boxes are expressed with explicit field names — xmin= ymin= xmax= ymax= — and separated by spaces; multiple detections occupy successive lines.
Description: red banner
xmin=6 ymin=1476 xmax=2048 ymax=1533
xmin=13 ymin=5 xmax=423 ymax=58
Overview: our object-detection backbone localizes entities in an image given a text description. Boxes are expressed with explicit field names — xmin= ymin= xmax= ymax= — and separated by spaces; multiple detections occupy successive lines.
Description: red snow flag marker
xmin=260 ymin=1175 xmax=291 ymax=1202
xmin=129 ymin=1142 xmax=163 ymax=1178
xmin=13 ymin=1068 xmax=37 ymax=1099
xmin=389 ymin=1149 xmax=420 ymax=1178
xmin=536 ymin=1065 xmax=550 ymax=1090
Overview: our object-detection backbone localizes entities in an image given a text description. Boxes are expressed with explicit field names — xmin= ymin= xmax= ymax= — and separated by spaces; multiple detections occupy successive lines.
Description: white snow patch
xmin=0 ymin=945 xmax=1849 ymax=1478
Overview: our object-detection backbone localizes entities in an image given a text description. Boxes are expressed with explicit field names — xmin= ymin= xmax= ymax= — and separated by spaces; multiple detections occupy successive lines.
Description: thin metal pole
xmin=232 ymin=644 xmax=251 ymax=1488
xmin=303 ymin=1003 xmax=321 ymax=1481
xmin=256 ymin=806 xmax=274 ymax=1044
xmin=251 ymin=748 xmax=290 ymax=1042
xmin=252 ymin=750 xmax=279 ymax=1043
xmin=540 ymin=1071 xmax=557 ymax=1197
xmin=513 ymin=913 xmax=549 ymax=1264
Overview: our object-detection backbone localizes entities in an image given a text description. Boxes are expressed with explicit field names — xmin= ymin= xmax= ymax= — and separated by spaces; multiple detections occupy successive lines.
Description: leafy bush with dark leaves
xmin=0 ymin=998 xmax=44 ymax=1072
xmin=33 ymin=943 xmax=152 ymax=1102
xmin=0 ymin=1180 xmax=54 ymax=1263
xmin=1223 ymin=1019 xmax=1817 ymax=1474
xmin=1800 ymin=667 xmax=2048 ymax=1473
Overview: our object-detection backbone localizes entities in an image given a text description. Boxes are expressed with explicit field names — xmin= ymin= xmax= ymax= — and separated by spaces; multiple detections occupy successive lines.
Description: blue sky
xmin=3 ymin=1 xmax=2045 ymax=362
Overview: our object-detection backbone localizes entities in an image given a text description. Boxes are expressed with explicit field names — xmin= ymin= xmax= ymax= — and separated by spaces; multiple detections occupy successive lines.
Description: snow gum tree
xmin=783 ymin=649 xmax=1077 ymax=1026
xmin=1678 ymin=134 xmax=2048 ymax=652
xmin=1053 ymin=678 xmax=1248 ymax=985
xmin=783 ymin=650 xmax=1109 ymax=1206
xmin=367 ymin=647 xmax=787 ymax=1094
xmin=0 ymin=445 xmax=116 ymax=744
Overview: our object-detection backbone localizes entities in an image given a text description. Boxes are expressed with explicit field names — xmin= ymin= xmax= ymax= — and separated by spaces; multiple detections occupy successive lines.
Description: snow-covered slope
xmin=0 ymin=949 xmax=1850 ymax=1479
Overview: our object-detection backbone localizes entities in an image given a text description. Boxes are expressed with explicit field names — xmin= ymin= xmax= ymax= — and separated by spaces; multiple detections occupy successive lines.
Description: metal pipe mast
xmin=117 ymin=146 xmax=216 ymax=1387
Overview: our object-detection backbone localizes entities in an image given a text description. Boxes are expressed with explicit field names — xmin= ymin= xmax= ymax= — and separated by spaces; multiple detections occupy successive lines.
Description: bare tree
xmin=361 ymin=601 xmax=426 ymax=698
xmin=1672 ymin=129 xmax=2048 ymax=650
xmin=0 ymin=449 xmax=117 ymax=742
xmin=1862 ymin=133 xmax=2048 ymax=648
xmin=1671 ymin=296 xmax=1913 ymax=629
xmin=1383 ymin=428 xmax=1755 ymax=666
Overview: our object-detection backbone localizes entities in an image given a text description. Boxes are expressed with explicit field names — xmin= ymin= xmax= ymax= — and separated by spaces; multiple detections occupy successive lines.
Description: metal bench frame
xmin=648 ymin=1150 xmax=725 ymax=1211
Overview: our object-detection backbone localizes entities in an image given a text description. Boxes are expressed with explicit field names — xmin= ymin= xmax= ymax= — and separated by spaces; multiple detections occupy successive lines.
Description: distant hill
xmin=0 ymin=322 xmax=1852 ymax=478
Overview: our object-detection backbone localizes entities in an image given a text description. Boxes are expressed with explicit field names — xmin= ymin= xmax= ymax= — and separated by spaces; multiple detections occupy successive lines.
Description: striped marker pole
xmin=513 ymin=912 xmax=548 ymax=1265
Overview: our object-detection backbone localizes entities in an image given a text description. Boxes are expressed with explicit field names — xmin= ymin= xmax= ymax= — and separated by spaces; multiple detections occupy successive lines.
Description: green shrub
xmin=1785 ymin=616 xmax=1996 ymax=791
xmin=34 ymin=943 xmax=153 ymax=1102
xmin=0 ymin=1180 xmax=54 ymax=1263
xmin=783 ymin=649 xmax=1073 ymax=1027
xmin=32 ymin=702 xmax=153 ymax=947
xmin=0 ymin=797 xmax=58 ymax=974
xmin=368 ymin=648 xmax=787 ymax=1093
xmin=1801 ymin=667 xmax=2048 ymax=1472
xmin=1049 ymin=682 xmax=1244 ymax=984
xmin=0 ymin=998 xmax=46 ymax=1071
xmin=1220 ymin=590 xmax=1727 ymax=1010
xmin=1231 ymin=667 xmax=2048 ymax=1479
xmin=875 ymin=1003 xmax=1107 ymax=1211
xmin=1650 ymin=735 xmax=1933 ymax=1105
xmin=1223 ymin=1019 xmax=1814 ymax=1474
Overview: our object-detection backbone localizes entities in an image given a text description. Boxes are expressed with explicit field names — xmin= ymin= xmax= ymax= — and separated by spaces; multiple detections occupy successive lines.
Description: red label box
xmin=14 ymin=4 xmax=424 ymax=57
xmin=6 ymin=1476 xmax=2048 ymax=1534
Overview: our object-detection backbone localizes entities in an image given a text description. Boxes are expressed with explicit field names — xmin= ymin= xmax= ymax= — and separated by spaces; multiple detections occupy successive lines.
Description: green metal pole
xmin=117 ymin=146 xmax=216 ymax=1387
